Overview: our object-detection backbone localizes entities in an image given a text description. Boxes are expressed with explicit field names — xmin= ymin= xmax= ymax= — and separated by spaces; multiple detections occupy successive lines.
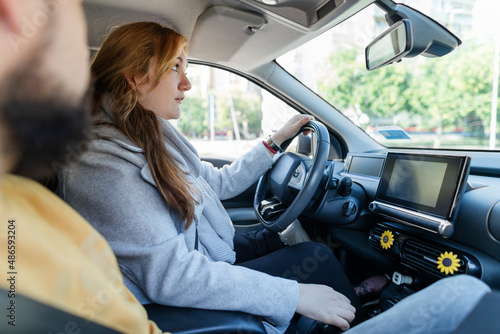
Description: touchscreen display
xmin=376 ymin=153 xmax=470 ymax=219
xmin=387 ymin=159 xmax=447 ymax=208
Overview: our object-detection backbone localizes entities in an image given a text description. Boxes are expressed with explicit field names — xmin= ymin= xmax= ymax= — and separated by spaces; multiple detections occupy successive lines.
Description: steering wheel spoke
xmin=288 ymin=161 xmax=308 ymax=191
xmin=258 ymin=198 xmax=287 ymax=221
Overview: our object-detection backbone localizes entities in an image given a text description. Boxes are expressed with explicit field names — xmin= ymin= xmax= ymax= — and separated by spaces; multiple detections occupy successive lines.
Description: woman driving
xmin=58 ymin=21 xmax=367 ymax=333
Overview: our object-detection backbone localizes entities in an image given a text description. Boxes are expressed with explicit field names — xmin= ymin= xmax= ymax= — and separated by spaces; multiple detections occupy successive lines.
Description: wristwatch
xmin=266 ymin=137 xmax=283 ymax=153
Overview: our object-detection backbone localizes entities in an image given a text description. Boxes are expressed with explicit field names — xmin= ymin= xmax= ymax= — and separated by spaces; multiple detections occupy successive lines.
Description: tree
xmin=318 ymin=48 xmax=412 ymax=124
xmin=178 ymin=95 xmax=207 ymax=138
xmin=317 ymin=41 xmax=497 ymax=147
xmin=217 ymin=92 xmax=263 ymax=139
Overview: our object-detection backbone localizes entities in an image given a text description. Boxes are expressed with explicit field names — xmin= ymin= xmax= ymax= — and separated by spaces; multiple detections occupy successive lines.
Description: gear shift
xmin=338 ymin=177 xmax=352 ymax=197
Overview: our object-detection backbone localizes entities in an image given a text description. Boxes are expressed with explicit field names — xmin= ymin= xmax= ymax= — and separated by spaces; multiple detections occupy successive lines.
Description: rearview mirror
xmin=365 ymin=2 xmax=461 ymax=71
xmin=365 ymin=19 xmax=412 ymax=71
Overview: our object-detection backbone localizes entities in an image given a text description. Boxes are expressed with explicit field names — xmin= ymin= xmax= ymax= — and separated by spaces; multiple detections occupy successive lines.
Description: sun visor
xmin=189 ymin=6 xmax=266 ymax=62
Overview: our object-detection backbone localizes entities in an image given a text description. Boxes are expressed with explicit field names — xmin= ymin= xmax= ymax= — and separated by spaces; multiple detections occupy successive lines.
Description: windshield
xmin=278 ymin=0 xmax=499 ymax=150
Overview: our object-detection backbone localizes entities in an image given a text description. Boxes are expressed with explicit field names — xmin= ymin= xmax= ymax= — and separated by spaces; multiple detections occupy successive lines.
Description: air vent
xmin=402 ymin=239 xmax=466 ymax=279
xmin=369 ymin=225 xmax=386 ymax=250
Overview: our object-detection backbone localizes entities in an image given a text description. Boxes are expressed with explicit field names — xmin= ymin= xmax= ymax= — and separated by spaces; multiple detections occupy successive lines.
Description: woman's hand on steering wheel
xmin=270 ymin=115 xmax=314 ymax=147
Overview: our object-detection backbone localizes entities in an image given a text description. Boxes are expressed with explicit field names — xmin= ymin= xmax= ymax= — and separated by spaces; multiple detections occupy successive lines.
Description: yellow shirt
xmin=0 ymin=174 xmax=163 ymax=333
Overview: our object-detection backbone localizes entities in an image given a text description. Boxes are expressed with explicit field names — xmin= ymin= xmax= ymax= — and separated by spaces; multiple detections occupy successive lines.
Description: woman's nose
xmin=180 ymin=73 xmax=192 ymax=91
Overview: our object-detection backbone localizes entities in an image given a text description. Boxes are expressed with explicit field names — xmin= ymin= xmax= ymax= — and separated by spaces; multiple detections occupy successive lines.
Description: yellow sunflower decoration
xmin=436 ymin=251 xmax=461 ymax=275
xmin=380 ymin=230 xmax=394 ymax=250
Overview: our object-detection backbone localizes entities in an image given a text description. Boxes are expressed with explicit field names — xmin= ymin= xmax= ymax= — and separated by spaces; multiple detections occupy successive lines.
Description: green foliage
xmin=178 ymin=95 xmax=208 ymax=138
xmin=214 ymin=92 xmax=263 ymax=139
xmin=319 ymin=41 xmax=497 ymax=140
xmin=178 ymin=91 xmax=263 ymax=139
xmin=229 ymin=92 xmax=262 ymax=136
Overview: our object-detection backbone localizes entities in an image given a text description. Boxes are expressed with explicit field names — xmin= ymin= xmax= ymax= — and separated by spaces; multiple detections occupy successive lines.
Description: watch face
xmin=267 ymin=138 xmax=280 ymax=152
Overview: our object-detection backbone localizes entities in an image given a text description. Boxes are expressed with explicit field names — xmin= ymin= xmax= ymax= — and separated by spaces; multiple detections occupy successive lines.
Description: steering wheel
xmin=254 ymin=120 xmax=330 ymax=232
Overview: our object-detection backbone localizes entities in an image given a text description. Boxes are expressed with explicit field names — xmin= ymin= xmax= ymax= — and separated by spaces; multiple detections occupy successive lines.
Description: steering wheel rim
xmin=254 ymin=120 xmax=330 ymax=232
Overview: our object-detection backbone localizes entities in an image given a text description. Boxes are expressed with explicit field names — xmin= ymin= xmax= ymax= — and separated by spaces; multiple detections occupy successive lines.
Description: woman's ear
xmin=125 ymin=76 xmax=136 ymax=89
xmin=126 ymin=74 xmax=151 ymax=93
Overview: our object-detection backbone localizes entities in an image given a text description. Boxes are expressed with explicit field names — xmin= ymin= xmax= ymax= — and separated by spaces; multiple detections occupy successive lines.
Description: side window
xmin=178 ymin=64 xmax=298 ymax=160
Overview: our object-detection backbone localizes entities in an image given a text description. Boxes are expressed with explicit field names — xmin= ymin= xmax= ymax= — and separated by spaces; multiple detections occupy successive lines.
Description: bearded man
xmin=0 ymin=1 xmax=163 ymax=333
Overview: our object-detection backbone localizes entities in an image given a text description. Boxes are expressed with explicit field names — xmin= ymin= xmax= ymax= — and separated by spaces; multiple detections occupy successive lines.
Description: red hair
xmin=91 ymin=22 xmax=197 ymax=228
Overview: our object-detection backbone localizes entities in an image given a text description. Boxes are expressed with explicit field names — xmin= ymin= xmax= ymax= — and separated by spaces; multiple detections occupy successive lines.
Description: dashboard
xmin=308 ymin=151 xmax=500 ymax=290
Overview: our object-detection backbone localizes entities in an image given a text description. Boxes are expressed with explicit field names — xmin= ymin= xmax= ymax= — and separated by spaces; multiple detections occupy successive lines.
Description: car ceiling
xmin=83 ymin=0 xmax=376 ymax=72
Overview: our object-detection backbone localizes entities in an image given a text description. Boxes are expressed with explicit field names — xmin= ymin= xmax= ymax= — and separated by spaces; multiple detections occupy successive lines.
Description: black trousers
xmin=234 ymin=230 xmax=369 ymax=327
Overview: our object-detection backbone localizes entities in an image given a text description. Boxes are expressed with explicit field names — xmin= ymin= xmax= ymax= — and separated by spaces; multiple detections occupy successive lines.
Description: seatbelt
xmin=0 ymin=288 xmax=120 ymax=333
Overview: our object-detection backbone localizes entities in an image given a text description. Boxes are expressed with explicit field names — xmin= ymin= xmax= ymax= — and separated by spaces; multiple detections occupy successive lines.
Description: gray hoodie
xmin=57 ymin=96 xmax=299 ymax=333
